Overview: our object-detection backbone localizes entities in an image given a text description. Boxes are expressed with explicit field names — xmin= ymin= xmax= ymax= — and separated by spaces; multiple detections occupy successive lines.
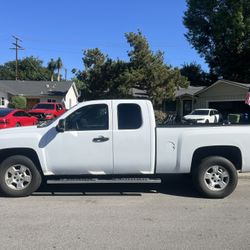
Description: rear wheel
xmin=15 ymin=123 xmax=21 ymax=127
xmin=192 ymin=156 xmax=238 ymax=198
xmin=0 ymin=155 xmax=42 ymax=197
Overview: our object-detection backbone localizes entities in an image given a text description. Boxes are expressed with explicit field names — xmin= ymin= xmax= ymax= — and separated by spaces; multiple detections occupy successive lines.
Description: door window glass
xmin=65 ymin=104 xmax=109 ymax=131
xmin=118 ymin=104 xmax=142 ymax=129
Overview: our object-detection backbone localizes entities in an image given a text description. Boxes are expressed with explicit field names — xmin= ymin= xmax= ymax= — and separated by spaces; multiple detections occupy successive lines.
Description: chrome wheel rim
xmin=204 ymin=165 xmax=229 ymax=191
xmin=5 ymin=165 xmax=32 ymax=190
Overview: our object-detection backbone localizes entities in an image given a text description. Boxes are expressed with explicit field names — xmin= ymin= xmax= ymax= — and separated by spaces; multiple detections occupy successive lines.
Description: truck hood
xmin=184 ymin=115 xmax=207 ymax=120
xmin=0 ymin=125 xmax=43 ymax=135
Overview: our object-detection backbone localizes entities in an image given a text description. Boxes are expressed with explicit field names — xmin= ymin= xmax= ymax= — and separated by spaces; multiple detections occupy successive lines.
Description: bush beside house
xmin=8 ymin=96 xmax=27 ymax=109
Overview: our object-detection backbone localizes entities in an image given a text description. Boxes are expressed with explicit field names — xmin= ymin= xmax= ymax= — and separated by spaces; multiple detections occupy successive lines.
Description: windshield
xmin=0 ymin=109 xmax=13 ymax=117
xmin=190 ymin=110 xmax=209 ymax=115
xmin=33 ymin=104 xmax=54 ymax=110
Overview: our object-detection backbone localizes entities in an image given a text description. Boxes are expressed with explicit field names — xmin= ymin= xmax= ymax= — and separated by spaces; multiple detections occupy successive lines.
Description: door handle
xmin=93 ymin=136 xmax=109 ymax=143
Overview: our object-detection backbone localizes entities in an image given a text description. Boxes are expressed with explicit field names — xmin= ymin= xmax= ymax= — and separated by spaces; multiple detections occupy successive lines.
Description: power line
xmin=10 ymin=35 xmax=24 ymax=80
xmin=25 ymin=57 xmax=49 ymax=81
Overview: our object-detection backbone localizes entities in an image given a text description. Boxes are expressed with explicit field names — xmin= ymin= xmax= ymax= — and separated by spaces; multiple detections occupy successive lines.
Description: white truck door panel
xmin=112 ymin=100 xmax=155 ymax=174
xmin=44 ymin=101 xmax=113 ymax=175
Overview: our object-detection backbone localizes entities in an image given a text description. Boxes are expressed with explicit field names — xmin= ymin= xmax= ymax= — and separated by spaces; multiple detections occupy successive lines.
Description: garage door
xmin=209 ymin=101 xmax=250 ymax=119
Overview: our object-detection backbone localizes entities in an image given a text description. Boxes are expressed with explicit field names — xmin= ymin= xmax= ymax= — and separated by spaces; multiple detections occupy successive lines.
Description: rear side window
xmin=118 ymin=104 xmax=142 ymax=129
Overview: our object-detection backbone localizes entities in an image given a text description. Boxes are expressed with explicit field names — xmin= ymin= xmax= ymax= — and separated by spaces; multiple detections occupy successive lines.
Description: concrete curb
xmin=238 ymin=173 xmax=250 ymax=179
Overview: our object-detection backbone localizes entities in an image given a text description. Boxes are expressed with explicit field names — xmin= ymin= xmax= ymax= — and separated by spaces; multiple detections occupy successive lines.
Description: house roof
xmin=176 ymin=86 xmax=205 ymax=97
xmin=132 ymin=86 xmax=205 ymax=99
xmin=195 ymin=79 xmax=250 ymax=96
xmin=0 ymin=80 xmax=74 ymax=97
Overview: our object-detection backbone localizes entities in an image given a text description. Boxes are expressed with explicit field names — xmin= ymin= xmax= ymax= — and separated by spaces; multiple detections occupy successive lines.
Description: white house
xmin=0 ymin=80 xmax=79 ymax=109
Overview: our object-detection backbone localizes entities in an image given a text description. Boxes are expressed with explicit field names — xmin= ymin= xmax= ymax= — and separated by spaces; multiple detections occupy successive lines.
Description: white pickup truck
xmin=0 ymin=99 xmax=249 ymax=198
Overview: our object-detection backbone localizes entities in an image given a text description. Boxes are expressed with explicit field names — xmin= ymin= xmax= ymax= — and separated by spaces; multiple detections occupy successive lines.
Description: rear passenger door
xmin=112 ymin=100 xmax=155 ymax=174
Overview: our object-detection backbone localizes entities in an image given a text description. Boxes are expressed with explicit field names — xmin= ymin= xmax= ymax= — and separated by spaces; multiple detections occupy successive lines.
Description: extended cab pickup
xmin=0 ymin=99 xmax=249 ymax=198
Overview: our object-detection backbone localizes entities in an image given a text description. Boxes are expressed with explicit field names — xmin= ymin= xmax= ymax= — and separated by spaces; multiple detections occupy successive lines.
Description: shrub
xmin=154 ymin=110 xmax=167 ymax=125
xmin=8 ymin=96 xmax=27 ymax=109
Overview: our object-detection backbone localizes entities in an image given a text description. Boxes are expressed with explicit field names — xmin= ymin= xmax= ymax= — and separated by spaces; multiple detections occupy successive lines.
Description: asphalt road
xmin=0 ymin=175 xmax=249 ymax=250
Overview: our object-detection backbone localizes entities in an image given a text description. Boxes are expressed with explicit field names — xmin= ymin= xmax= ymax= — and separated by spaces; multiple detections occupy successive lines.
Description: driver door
xmin=44 ymin=101 xmax=113 ymax=175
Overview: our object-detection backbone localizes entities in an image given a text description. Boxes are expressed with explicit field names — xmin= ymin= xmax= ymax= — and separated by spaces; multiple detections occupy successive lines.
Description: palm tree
xmin=56 ymin=57 xmax=63 ymax=82
xmin=47 ymin=59 xmax=56 ymax=81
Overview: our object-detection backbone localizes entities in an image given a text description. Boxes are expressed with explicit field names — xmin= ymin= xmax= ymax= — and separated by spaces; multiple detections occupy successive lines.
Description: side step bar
xmin=47 ymin=178 xmax=161 ymax=184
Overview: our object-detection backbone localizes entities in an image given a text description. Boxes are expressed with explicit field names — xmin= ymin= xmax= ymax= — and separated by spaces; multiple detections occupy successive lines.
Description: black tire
xmin=0 ymin=155 xmax=42 ymax=197
xmin=192 ymin=156 xmax=238 ymax=198
xmin=15 ymin=123 xmax=21 ymax=127
xmin=205 ymin=120 xmax=209 ymax=124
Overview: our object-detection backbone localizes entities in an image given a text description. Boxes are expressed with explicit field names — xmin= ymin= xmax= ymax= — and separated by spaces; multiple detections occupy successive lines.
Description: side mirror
xmin=56 ymin=119 xmax=66 ymax=132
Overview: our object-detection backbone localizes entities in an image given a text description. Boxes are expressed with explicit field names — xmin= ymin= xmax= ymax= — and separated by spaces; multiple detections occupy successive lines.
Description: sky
xmin=0 ymin=0 xmax=208 ymax=79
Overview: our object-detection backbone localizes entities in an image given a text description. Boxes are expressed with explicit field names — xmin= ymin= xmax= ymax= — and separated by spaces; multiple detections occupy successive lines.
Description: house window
xmin=1 ymin=97 xmax=5 ymax=106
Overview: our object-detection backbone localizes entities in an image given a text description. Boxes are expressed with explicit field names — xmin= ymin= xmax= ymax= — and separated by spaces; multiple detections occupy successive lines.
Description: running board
xmin=47 ymin=178 xmax=161 ymax=184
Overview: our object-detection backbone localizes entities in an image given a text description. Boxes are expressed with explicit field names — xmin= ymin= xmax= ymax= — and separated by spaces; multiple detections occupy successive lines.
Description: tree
xmin=74 ymin=31 xmax=188 ymax=107
xmin=184 ymin=0 xmax=250 ymax=83
xmin=180 ymin=62 xmax=209 ymax=86
xmin=8 ymin=96 xmax=27 ymax=109
xmin=47 ymin=59 xmax=56 ymax=81
xmin=125 ymin=31 xmax=189 ymax=107
xmin=0 ymin=56 xmax=51 ymax=81
xmin=75 ymin=49 xmax=130 ymax=101
xmin=56 ymin=57 xmax=63 ymax=81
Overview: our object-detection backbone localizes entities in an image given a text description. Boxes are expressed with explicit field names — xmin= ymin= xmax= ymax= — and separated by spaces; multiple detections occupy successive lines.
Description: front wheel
xmin=0 ymin=155 xmax=42 ymax=197
xmin=192 ymin=156 xmax=238 ymax=198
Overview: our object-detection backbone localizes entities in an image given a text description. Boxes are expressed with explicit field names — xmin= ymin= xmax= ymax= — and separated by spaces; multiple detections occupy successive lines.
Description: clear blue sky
xmin=0 ymin=0 xmax=208 ymax=79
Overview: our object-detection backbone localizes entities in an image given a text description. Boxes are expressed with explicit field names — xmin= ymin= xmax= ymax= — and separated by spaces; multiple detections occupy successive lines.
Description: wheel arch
xmin=0 ymin=148 xmax=43 ymax=176
xmin=191 ymin=146 xmax=242 ymax=172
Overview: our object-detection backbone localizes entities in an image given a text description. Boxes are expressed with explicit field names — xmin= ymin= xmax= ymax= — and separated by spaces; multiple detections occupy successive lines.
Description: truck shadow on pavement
xmin=33 ymin=174 xmax=201 ymax=198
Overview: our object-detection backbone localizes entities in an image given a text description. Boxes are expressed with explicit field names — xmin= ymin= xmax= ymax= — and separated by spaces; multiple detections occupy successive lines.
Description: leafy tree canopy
xmin=180 ymin=62 xmax=209 ymax=86
xmin=74 ymin=31 xmax=189 ymax=107
xmin=184 ymin=0 xmax=250 ymax=82
xmin=0 ymin=56 xmax=51 ymax=81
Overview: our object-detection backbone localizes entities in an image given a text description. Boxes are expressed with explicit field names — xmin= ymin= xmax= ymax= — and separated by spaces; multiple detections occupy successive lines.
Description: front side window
xmin=118 ymin=104 xmax=142 ymax=129
xmin=65 ymin=104 xmax=109 ymax=131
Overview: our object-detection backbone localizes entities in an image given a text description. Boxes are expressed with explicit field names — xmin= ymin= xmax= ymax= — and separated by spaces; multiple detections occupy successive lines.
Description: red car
xmin=28 ymin=102 xmax=66 ymax=120
xmin=0 ymin=109 xmax=38 ymax=129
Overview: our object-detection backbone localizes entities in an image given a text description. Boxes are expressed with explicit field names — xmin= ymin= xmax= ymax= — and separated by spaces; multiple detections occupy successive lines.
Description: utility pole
xmin=10 ymin=35 xmax=24 ymax=80
xmin=64 ymin=68 xmax=67 ymax=81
